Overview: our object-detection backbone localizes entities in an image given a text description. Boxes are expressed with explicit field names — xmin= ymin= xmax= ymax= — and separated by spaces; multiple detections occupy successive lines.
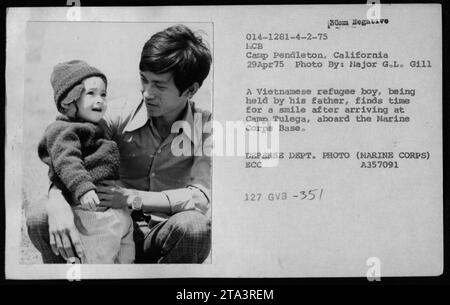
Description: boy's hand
xmin=80 ymin=190 xmax=100 ymax=210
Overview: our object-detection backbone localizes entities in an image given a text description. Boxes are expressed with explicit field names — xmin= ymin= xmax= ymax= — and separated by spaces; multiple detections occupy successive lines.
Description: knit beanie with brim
xmin=51 ymin=60 xmax=107 ymax=113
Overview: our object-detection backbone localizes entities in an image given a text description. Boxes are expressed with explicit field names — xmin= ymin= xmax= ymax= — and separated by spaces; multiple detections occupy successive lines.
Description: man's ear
xmin=182 ymin=82 xmax=199 ymax=99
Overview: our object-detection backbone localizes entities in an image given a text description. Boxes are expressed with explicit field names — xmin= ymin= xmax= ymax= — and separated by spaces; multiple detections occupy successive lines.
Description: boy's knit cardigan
xmin=38 ymin=115 xmax=120 ymax=205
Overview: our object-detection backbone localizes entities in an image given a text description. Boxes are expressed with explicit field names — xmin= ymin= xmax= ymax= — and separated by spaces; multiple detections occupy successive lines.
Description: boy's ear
xmin=62 ymin=102 xmax=77 ymax=118
xmin=182 ymin=82 xmax=199 ymax=99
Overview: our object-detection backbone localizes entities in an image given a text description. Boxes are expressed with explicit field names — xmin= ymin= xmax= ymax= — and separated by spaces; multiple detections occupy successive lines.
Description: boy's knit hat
xmin=50 ymin=60 xmax=107 ymax=113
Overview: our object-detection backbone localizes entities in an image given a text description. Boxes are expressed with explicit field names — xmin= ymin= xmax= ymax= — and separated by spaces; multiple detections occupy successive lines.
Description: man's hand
xmin=79 ymin=190 xmax=100 ymax=210
xmin=97 ymin=180 xmax=130 ymax=209
xmin=47 ymin=188 xmax=85 ymax=261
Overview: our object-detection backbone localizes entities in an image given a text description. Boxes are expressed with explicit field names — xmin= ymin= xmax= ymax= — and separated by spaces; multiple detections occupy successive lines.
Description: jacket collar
xmin=56 ymin=114 xmax=98 ymax=125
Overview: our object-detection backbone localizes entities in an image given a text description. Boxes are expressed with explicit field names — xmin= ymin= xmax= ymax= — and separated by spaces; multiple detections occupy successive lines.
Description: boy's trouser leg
xmin=115 ymin=215 xmax=135 ymax=264
xmin=72 ymin=207 xmax=135 ymax=264
xmin=25 ymin=197 xmax=66 ymax=263
xmin=137 ymin=210 xmax=211 ymax=263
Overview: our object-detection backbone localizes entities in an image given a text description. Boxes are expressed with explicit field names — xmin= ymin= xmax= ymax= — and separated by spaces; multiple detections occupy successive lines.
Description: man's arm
xmin=94 ymin=181 xmax=168 ymax=212
xmin=97 ymin=133 xmax=212 ymax=215
xmin=133 ymin=185 xmax=208 ymax=214
xmin=96 ymin=158 xmax=211 ymax=215
xmin=162 ymin=109 xmax=212 ymax=214
xmin=95 ymin=181 xmax=166 ymax=211
xmin=46 ymin=186 xmax=85 ymax=260
xmin=97 ymin=103 xmax=212 ymax=215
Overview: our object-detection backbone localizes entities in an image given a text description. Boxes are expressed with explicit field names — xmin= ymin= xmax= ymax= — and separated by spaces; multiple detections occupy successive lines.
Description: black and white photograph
xmin=9 ymin=11 xmax=213 ymax=269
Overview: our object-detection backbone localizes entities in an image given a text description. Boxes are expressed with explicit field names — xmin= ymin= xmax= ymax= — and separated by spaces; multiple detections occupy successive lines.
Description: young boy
xmin=38 ymin=60 xmax=134 ymax=264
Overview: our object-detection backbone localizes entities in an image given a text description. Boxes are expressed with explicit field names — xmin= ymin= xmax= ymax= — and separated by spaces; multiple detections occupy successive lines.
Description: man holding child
xmin=26 ymin=24 xmax=212 ymax=264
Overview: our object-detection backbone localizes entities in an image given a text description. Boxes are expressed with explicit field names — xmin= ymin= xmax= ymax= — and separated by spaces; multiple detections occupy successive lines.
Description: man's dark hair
xmin=139 ymin=24 xmax=212 ymax=95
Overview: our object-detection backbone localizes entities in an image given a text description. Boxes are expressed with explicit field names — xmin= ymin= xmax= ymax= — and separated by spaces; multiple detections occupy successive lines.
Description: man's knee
xmin=157 ymin=211 xmax=211 ymax=262
xmin=169 ymin=210 xmax=211 ymax=243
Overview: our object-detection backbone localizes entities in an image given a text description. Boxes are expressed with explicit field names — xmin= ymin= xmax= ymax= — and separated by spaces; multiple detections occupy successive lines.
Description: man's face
xmin=139 ymin=70 xmax=188 ymax=120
